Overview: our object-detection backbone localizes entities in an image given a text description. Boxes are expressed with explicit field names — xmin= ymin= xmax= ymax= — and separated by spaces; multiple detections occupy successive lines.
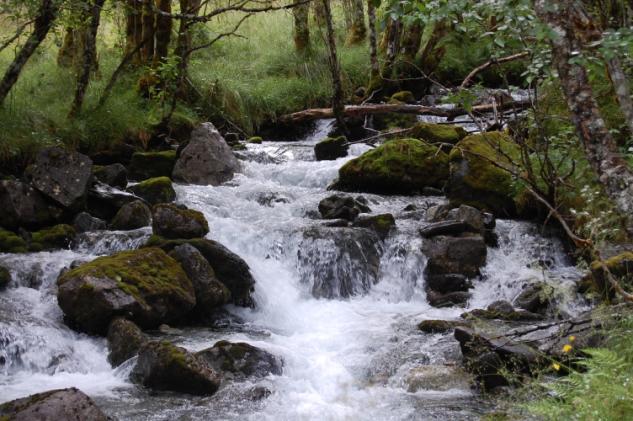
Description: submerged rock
xmin=409 ymin=122 xmax=467 ymax=146
xmin=93 ymin=163 xmax=128 ymax=189
xmin=0 ymin=180 xmax=63 ymax=230
xmin=352 ymin=213 xmax=396 ymax=240
xmin=132 ymin=340 xmax=221 ymax=395
xmin=314 ymin=136 xmax=349 ymax=161
xmin=0 ymin=388 xmax=109 ymax=421
xmin=318 ymin=194 xmax=370 ymax=221
xmin=172 ymin=123 xmax=240 ymax=185
xmin=73 ymin=212 xmax=107 ymax=233
xmin=110 ymin=200 xmax=152 ymax=230
xmin=152 ymin=203 xmax=209 ymax=239
xmin=127 ymin=176 xmax=176 ymax=205
xmin=57 ymin=247 xmax=196 ymax=335
xmin=0 ymin=265 xmax=11 ymax=289
xmin=128 ymin=150 xmax=177 ymax=181
xmin=196 ymin=340 xmax=283 ymax=379
xmin=26 ymin=146 xmax=93 ymax=209
xmin=417 ymin=319 xmax=471 ymax=334
xmin=0 ymin=228 xmax=28 ymax=253
xmin=107 ymin=318 xmax=147 ymax=367
xmin=334 ymin=138 xmax=449 ymax=195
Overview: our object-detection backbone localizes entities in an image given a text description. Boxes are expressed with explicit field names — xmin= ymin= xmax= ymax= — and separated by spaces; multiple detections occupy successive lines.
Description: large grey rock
xmin=26 ymin=146 xmax=93 ymax=209
xmin=110 ymin=200 xmax=152 ymax=230
xmin=73 ymin=212 xmax=107 ymax=233
xmin=93 ymin=163 xmax=128 ymax=189
xmin=318 ymin=194 xmax=370 ymax=221
xmin=107 ymin=318 xmax=147 ymax=366
xmin=422 ymin=235 xmax=487 ymax=278
xmin=196 ymin=340 xmax=283 ymax=379
xmin=513 ymin=282 xmax=554 ymax=314
xmin=152 ymin=203 xmax=209 ymax=239
xmin=0 ymin=388 xmax=109 ymax=421
xmin=352 ymin=213 xmax=395 ymax=240
xmin=0 ymin=180 xmax=63 ymax=230
xmin=132 ymin=340 xmax=221 ymax=395
xmin=172 ymin=123 xmax=240 ymax=185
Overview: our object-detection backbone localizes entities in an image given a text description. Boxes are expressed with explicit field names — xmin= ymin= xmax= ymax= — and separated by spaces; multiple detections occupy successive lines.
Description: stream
xmin=0 ymin=119 xmax=585 ymax=420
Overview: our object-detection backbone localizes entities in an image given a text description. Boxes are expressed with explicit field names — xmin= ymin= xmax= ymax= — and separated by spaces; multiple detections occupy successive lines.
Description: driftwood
xmin=278 ymin=99 xmax=531 ymax=123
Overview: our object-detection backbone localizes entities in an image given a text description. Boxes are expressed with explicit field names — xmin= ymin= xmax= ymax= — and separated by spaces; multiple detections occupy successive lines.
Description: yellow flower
xmin=562 ymin=344 xmax=573 ymax=353
xmin=552 ymin=363 xmax=561 ymax=371
xmin=569 ymin=336 xmax=576 ymax=342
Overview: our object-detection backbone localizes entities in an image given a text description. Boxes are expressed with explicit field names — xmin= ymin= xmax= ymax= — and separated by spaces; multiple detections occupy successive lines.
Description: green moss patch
xmin=409 ymin=122 xmax=467 ymax=146
xmin=0 ymin=228 xmax=28 ymax=253
xmin=128 ymin=176 xmax=176 ymax=205
xmin=29 ymin=224 xmax=76 ymax=251
xmin=128 ymin=150 xmax=177 ymax=181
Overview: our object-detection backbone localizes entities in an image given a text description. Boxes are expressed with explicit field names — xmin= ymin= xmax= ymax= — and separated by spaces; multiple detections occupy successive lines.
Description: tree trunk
xmin=0 ymin=0 xmax=59 ymax=105
xmin=153 ymin=0 xmax=172 ymax=66
xmin=535 ymin=0 xmax=633 ymax=231
xmin=346 ymin=0 xmax=366 ymax=45
xmin=57 ymin=27 xmax=84 ymax=68
xmin=141 ymin=0 xmax=155 ymax=63
xmin=322 ymin=0 xmax=347 ymax=134
xmin=607 ymin=56 xmax=633 ymax=137
xmin=125 ymin=0 xmax=144 ymax=64
xmin=366 ymin=0 xmax=380 ymax=94
xmin=292 ymin=0 xmax=310 ymax=52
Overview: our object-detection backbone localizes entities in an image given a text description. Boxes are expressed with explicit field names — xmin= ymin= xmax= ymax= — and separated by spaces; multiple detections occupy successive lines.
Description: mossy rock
xmin=373 ymin=113 xmax=419 ymax=131
xmin=57 ymin=247 xmax=196 ymax=334
xmin=418 ymin=319 xmax=470 ymax=334
xmin=447 ymin=132 xmax=523 ymax=216
xmin=168 ymin=111 xmax=198 ymax=142
xmin=409 ymin=122 xmax=467 ymax=146
xmin=0 ymin=228 xmax=28 ymax=253
xmin=29 ymin=224 xmax=76 ymax=251
xmin=335 ymin=138 xmax=449 ymax=195
xmin=127 ymin=176 xmax=176 ymax=205
xmin=590 ymin=252 xmax=633 ymax=300
xmin=247 ymin=136 xmax=263 ymax=144
xmin=128 ymin=150 xmax=177 ymax=181
xmin=110 ymin=200 xmax=152 ymax=230
xmin=152 ymin=203 xmax=209 ymax=239
xmin=0 ymin=265 xmax=11 ymax=289
xmin=390 ymin=91 xmax=415 ymax=103
xmin=314 ymin=136 xmax=349 ymax=161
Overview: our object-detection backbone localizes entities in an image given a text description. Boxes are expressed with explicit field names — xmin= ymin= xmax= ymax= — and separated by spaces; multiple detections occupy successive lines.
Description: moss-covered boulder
xmin=57 ymin=247 xmax=196 ymax=335
xmin=447 ymin=132 xmax=522 ymax=216
xmin=131 ymin=340 xmax=221 ymax=395
xmin=127 ymin=176 xmax=176 ymax=205
xmin=0 ymin=265 xmax=11 ymax=289
xmin=373 ymin=113 xmax=419 ymax=131
xmin=247 ymin=136 xmax=263 ymax=144
xmin=352 ymin=213 xmax=396 ymax=240
xmin=390 ymin=91 xmax=415 ymax=103
xmin=29 ymin=224 xmax=76 ymax=251
xmin=590 ymin=252 xmax=633 ymax=299
xmin=128 ymin=150 xmax=177 ymax=181
xmin=110 ymin=200 xmax=152 ymax=231
xmin=196 ymin=340 xmax=283 ymax=380
xmin=335 ymin=138 xmax=449 ymax=194
xmin=314 ymin=136 xmax=349 ymax=161
xmin=0 ymin=228 xmax=28 ymax=253
xmin=0 ymin=388 xmax=109 ymax=421
xmin=410 ymin=122 xmax=467 ymax=146
xmin=152 ymin=203 xmax=209 ymax=239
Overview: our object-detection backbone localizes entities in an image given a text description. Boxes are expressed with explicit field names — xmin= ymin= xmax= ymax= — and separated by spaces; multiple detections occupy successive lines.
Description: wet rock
xmin=87 ymin=181 xmax=145 ymax=220
xmin=168 ymin=244 xmax=231 ymax=318
xmin=318 ymin=194 xmax=370 ymax=221
xmin=107 ymin=318 xmax=147 ymax=366
xmin=462 ymin=307 xmax=544 ymax=322
xmin=334 ymin=138 xmax=449 ymax=195
xmin=513 ymin=282 xmax=554 ymax=314
xmin=299 ymin=226 xmax=382 ymax=299
xmin=29 ymin=224 xmax=76 ymax=251
xmin=246 ymin=386 xmax=272 ymax=401
xmin=352 ymin=213 xmax=395 ymax=240
xmin=152 ymin=203 xmax=209 ymax=239
xmin=420 ymin=221 xmax=470 ymax=238
xmin=146 ymin=237 xmax=255 ymax=307
xmin=425 ymin=273 xmax=472 ymax=294
xmin=422 ymin=235 xmax=487 ymax=279
xmin=127 ymin=176 xmax=176 ymax=205
xmin=93 ymin=163 xmax=128 ymax=189
xmin=0 ymin=388 xmax=109 ymax=421
xmin=172 ymin=123 xmax=240 ymax=185
xmin=446 ymin=205 xmax=485 ymax=232
xmin=0 ymin=265 xmax=11 ymax=289
xmin=26 ymin=146 xmax=93 ymax=209
xmin=57 ymin=247 xmax=196 ymax=335
xmin=425 ymin=204 xmax=453 ymax=222
xmin=409 ymin=122 xmax=467 ymax=146
xmin=196 ymin=340 xmax=283 ymax=379
xmin=417 ymin=319 xmax=470 ymax=334
xmin=0 ymin=228 xmax=28 ymax=253
xmin=247 ymin=136 xmax=263 ymax=144
xmin=322 ymin=219 xmax=350 ymax=227
xmin=110 ymin=200 xmax=152 ymax=231
xmin=405 ymin=365 xmax=471 ymax=392
xmin=314 ymin=136 xmax=349 ymax=161
xmin=132 ymin=340 xmax=221 ymax=395
xmin=426 ymin=290 xmax=471 ymax=308
xmin=0 ymin=180 xmax=63 ymax=230
xmin=128 ymin=150 xmax=177 ymax=181
xmin=254 ymin=192 xmax=290 ymax=207
xmin=73 ymin=212 xmax=107 ymax=233
xmin=390 ymin=90 xmax=415 ymax=103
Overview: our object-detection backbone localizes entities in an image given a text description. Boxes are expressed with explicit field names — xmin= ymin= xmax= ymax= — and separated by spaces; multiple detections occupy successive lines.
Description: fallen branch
xmin=279 ymin=99 xmax=531 ymax=123
xmin=460 ymin=51 xmax=530 ymax=89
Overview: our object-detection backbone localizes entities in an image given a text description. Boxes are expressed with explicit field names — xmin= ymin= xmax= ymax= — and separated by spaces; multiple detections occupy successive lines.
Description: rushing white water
xmin=0 ymin=118 xmax=584 ymax=420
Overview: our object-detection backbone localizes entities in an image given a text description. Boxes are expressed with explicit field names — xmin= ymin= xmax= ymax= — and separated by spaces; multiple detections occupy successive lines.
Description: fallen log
xmin=278 ymin=99 xmax=531 ymax=123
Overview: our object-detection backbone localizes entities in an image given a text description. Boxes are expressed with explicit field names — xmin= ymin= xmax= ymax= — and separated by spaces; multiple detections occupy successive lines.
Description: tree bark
xmin=535 ymin=0 xmax=633 ymax=231
xmin=153 ymin=0 xmax=172 ymax=65
xmin=366 ymin=0 xmax=379 ymax=93
xmin=141 ymin=0 xmax=155 ymax=63
xmin=292 ymin=0 xmax=310 ymax=52
xmin=69 ymin=0 xmax=106 ymax=117
xmin=346 ymin=0 xmax=366 ymax=44
xmin=606 ymin=55 xmax=633 ymax=137
xmin=125 ymin=0 xmax=144 ymax=64
xmin=0 ymin=0 xmax=59 ymax=105
xmin=321 ymin=0 xmax=347 ymax=133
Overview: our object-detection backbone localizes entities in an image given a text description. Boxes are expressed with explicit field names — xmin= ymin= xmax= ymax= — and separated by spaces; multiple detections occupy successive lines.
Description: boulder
xmin=420 ymin=221 xmax=470 ymax=238
xmin=334 ymin=138 xmax=449 ymax=195
xmin=422 ymin=235 xmax=487 ymax=278
xmin=132 ymin=340 xmax=221 ymax=395
xmin=425 ymin=273 xmax=472 ymax=294
xmin=0 ymin=228 xmax=28 ymax=253
xmin=409 ymin=122 xmax=467 ymax=146
xmin=107 ymin=318 xmax=147 ymax=366
xmin=352 ymin=213 xmax=396 ymax=240
xmin=128 ymin=150 xmax=177 ymax=181
xmin=168 ymin=244 xmax=231 ymax=318
xmin=73 ymin=212 xmax=106 ymax=233
xmin=29 ymin=224 xmax=76 ymax=251
xmin=318 ymin=194 xmax=370 ymax=221
xmin=425 ymin=204 xmax=453 ymax=222
xmin=447 ymin=205 xmax=486 ymax=232
xmin=418 ymin=319 xmax=470 ymax=334
xmin=0 ymin=388 xmax=109 ymax=421
xmin=513 ymin=282 xmax=554 ymax=314
xmin=0 ymin=180 xmax=63 ymax=230
xmin=390 ymin=90 xmax=415 ymax=103
xmin=247 ymin=136 xmax=263 ymax=144
xmin=0 ymin=265 xmax=11 ymax=289
xmin=152 ymin=203 xmax=209 ymax=239
xmin=196 ymin=340 xmax=283 ymax=379
xmin=127 ymin=176 xmax=176 ymax=205
xmin=405 ymin=365 xmax=471 ymax=392
xmin=26 ymin=146 xmax=93 ymax=209
xmin=314 ymin=136 xmax=349 ymax=161
xmin=57 ymin=247 xmax=196 ymax=334
xmin=448 ymin=132 xmax=522 ymax=216
xmin=110 ymin=200 xmax=152 ymax=231
xmin=426 ymin=290 xmax=471 ymax=308
xmin=93 ymin=163 xmax=128 ymax=189
xmin=87 ymin=181 xmax=145 ymax=220
xmin=172 ymin=123 xmax=240 ymax=185
xmin=298 ymin=227 xmax=382 ymax=298
xmin=145 ymin=237 xmax=255 ymax=307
